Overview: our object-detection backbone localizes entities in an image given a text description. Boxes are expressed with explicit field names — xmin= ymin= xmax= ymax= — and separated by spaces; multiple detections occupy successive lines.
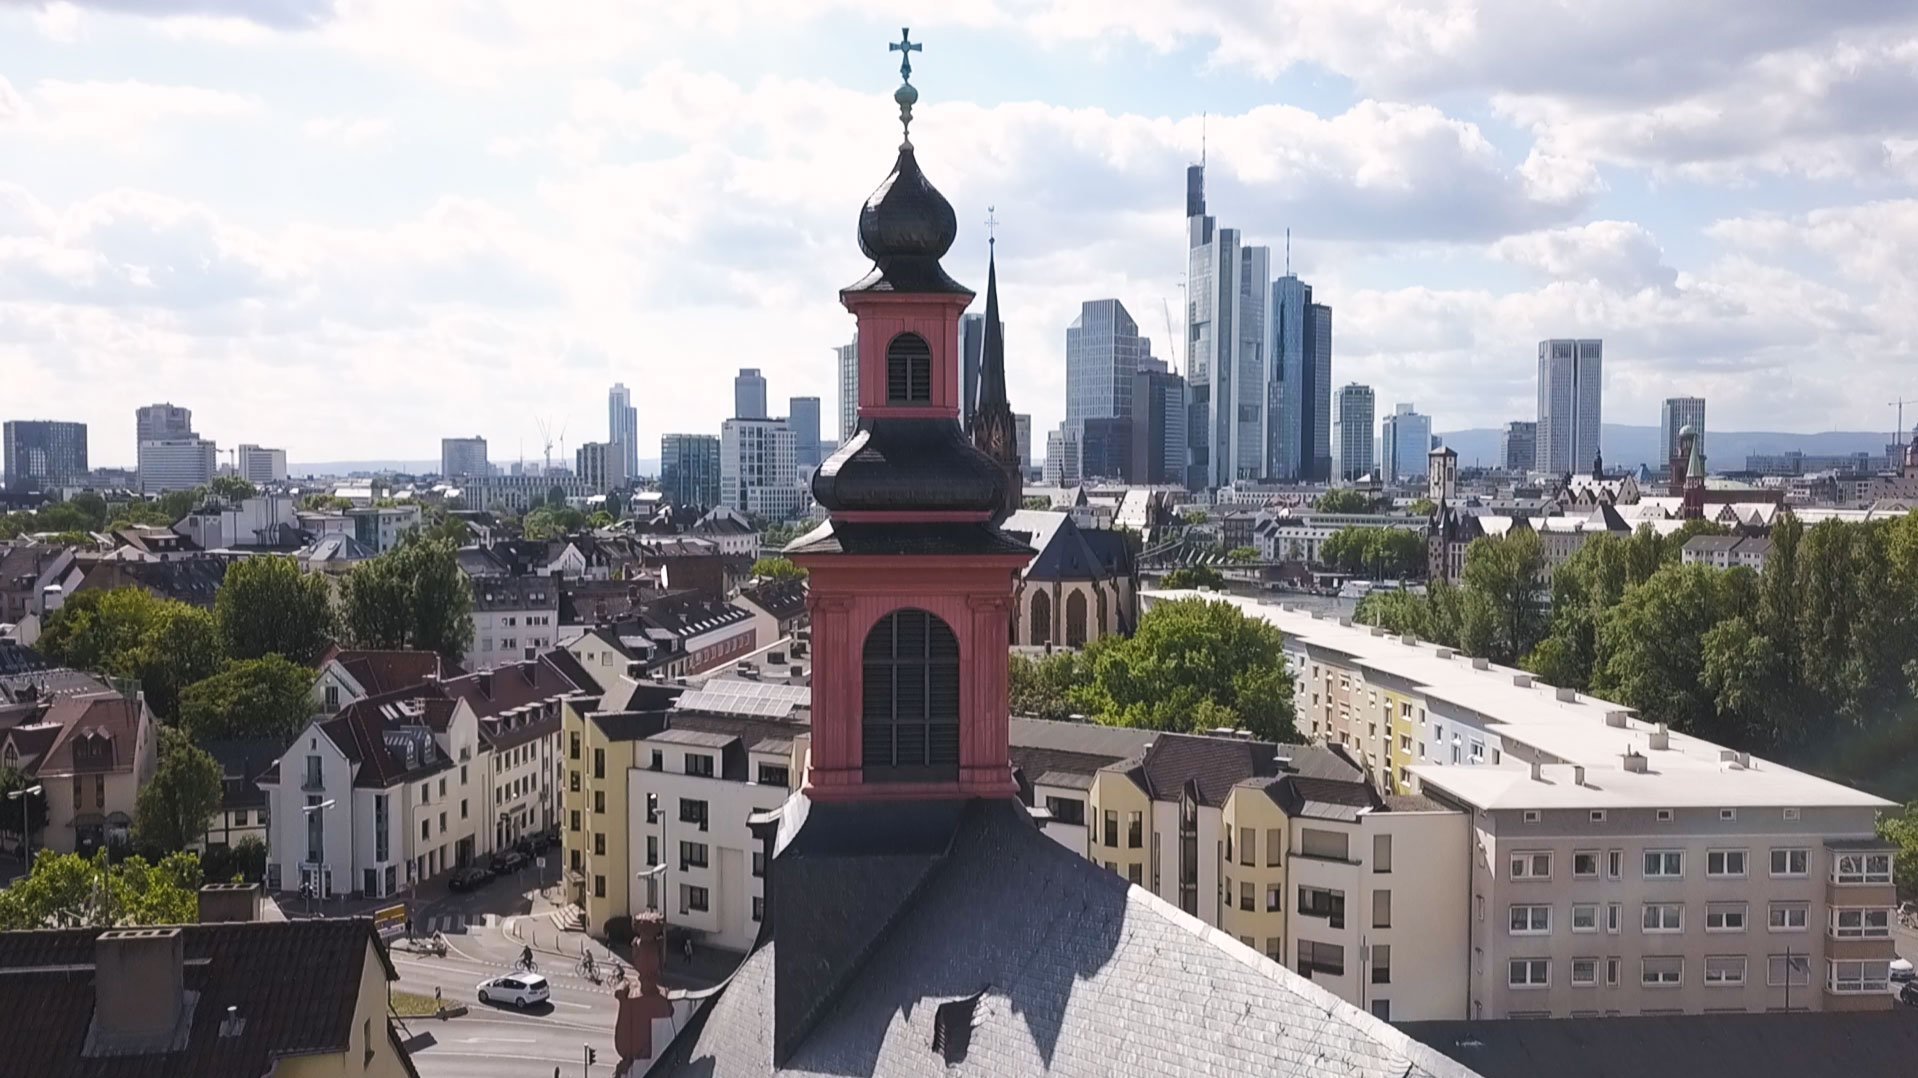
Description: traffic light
xmin=299 ymin=881 xmax=314 ymax=900
xmin=585 ymin=1047 xmax=597 ymax=1065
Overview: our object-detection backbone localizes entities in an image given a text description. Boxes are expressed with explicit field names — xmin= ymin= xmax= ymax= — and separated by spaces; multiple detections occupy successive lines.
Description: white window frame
xmin=1830 ymin=907 xmax=1892 ymax=939
xmin=1704 ymin=955 xmax=1747 ymax=987
xmin=1832 ymin=853 xmax=1893 ymax=885
xmin=1605 ymin=849 xmax=1622 ymax=879
xmin=1509 ymin=851 xmax=1552 ymax=880
xmin=1769 ymin=848 xmax=1808 ymax=878
xmin=1509 ymin=905 xmax=1552 ymax=935
xmin=1768 ymin=903 xmax=1809 ymax=932
xmin=1570 ymin=904 xmax=1598 ymax=933
xmin=1656 ymin=808 xmax=1673 ymax=822
xmin=1705 ymin=903 xmax=1747 ymax=933
xmin=1643 ymin=850 xmax=1685 ymax=879
xmin=1706 ymin=849 xmax=1747 ymax=879
xmin=1606 ymin=903 xmax=1622 ymax=934
xmin=1507 ymin=958 xmax=1550 ymax=989
xmin=1643 ymin=903 xmax=1684 ymax=933
xmin=1828 ymin=959 xmax=1891 ymax=994
xmin=1572 ymin=850 xmax=1599 ymax=879
xmin=1641 ymin=956 xmax=1684 ymax=987
xmin=1570 ymin=957 xmax=1598 ymax=987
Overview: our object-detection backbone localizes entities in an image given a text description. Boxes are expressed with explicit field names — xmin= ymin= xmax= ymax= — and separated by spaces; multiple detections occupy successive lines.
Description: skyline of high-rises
xmin=1129 ymin=365 xmax=1188 ymax=486
xmin=733 ymin=368 xmax=768 ymax=420
xmin=1501 ymin=420 xmax=1538 ymax=474
xmin=607 ymin=382 xmax=638 ymax=480
xmin=1379 ymin=402 xmax=1432 ymax=483
xmin=1334 ymin=383 xmax=1375 ymax=484
xmin=1536 ymin=338 xmax=1604 ymax=474
xmin=719 ymin=416 xmax=801 ymax=519
xmin=1270 ymin=268 xmax=1332 ymax=481
xmin=660 ymin=432 xmax=720 ymax=509
xmin=1661 ymin=396 xmax=1707 ymax=467
xmin=3 ymin=420 xmax=88 ymax=492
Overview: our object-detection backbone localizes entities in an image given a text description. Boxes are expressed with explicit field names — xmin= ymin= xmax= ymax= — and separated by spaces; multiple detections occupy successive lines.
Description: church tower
xmin=788 ymin=34 xmax=1032 ymax=803
xmin=1679 ymin=424 xmax=1706 ymax=520
xmin=971 ymin=238 xmax=1024 ymax=518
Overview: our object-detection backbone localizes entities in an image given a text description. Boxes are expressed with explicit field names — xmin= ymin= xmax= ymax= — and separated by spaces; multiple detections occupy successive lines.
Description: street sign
xmin=374 ymin=903 xmax=407 ymax=941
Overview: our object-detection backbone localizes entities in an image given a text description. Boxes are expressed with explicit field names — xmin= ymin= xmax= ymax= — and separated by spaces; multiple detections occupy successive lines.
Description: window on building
xmin=1266 ymin=883 xmax=1281 ymax=912
xmin=1829 ymin=960 xmax=1891 ymax=993
xmin=646 ymin=835 xmax=657 ymax=867
xmin=1572 ymin=850 xmax=1599 ymax=878
xmin=861 ymin=609 xmax=961 ymax=780
xmin=679 ymin=841 xmax=709 ymax=869
xmin=1509 ymin=851 xmax=1551 ymax=880
xmin=1770 ymin=848 xmax=1808 ymax=877
xmin=593 ymin=833 xmax=605 ymax=856
xmin=1373 ymin=833 xmax=1391 ymax=873
xmin=593 ymin=791 xmax=605 ymax=814
xmin=1126 ymin=862 xmax=1142 ymax=885
xmin=569 ymin=810 xmax=580 ymax=833
xmin=1127 ymin=811 xmax=1143 ymax=849
xmin=1508 ymin=958 xmax=1549 ymax=988
xmin=1300 ymin=828 xmax=1349 ymax=862
xmin=1297 ymin=887 xmax=1345 ymax=928
xmin=1643 ymin=904 xmax=1684 ymax=933
xmin=752 ymin=896 xmax=764 ymax=922
xmin=1768 ymin=953 xmax=1811 ymax=987
xmin=1570 ymin=904 xmax=1598 ymax=932
xmin=884 ymin=333 xmax=933 ymax=403
xmin=1833 ymin=853 xmax=1893 ymax=885
xmin=1705 ymin=956 xmax=1747 ymax=986
xmin=1606 ymin=849 xmax=1622 ymax=879
xmin=1298 ymin=941 xmax=1345 ymax=978
xmin=1509 ymin=905 xmax=1551 ymax=935
xmin=1706 ymin=849 xmax=1747 ymax=878
xmin=1832 ymin=908 xmax=1892 ymax=938
xmin=1642 ymin=956 xmax=1683 ymax=987
xmin=1370 ymin=943 xmax=1391 ymax=984
xmin=685 ymin=753 xmax=714 ymax=778
xmin=1643 ymin=850 xmax=1685 ymax=879
xmin=1605 ymin=957 xmax=1620 ymax=986
xmin=1240 ymin=882 xmax=1255 ymax=912
xmin=681 ymin=884 xmax=710 ymax=913
xmin=1769 ymin=902 xmax=1809 ymax=932
xmin=649 ymin=750 xmax=663 ymax=771
xmin=679 ymin=798 xmax=708 ymax=829
xmin=1706 ymin=903 xmax=1748 ymax=932
xmin=1570 ymin=957 xmax=1598 ymax=986
xmin=593 ymin=875 xmax=605 ymax=898
xmin=757 ymin=763 xmax=790 ymax=788
xmin=568 ymin=732 xmax=580 ymax=760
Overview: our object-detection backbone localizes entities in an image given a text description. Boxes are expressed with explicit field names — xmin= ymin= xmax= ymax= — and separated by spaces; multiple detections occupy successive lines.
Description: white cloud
xmin=1493 ymin=221 xmax=1676 ymax=292
xmin=4 ymin=0 xmax=340 ymax=30
xmin=302 ymin=114 xmax=391 ymax=147
xmin=0 ymin=76 xmax=264 ymax=142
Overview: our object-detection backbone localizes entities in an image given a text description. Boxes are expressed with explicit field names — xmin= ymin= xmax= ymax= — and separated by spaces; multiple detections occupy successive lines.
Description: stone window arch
xmin=1066 ymin=590 xmax=1089 ymax=648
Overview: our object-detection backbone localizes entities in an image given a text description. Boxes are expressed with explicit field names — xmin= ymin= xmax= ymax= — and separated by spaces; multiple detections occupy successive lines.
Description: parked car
xmin=491 ymin=849 xmax=530 ymax=874
xmin=1891 ymin=957 xmax=1914 ymax=984
xmin=448 ymin=865 xmax=495 ymax=892
xmin=477 ymin=972 xmax=550 ymax=1009
xmin=1899 ymin=981 xmax=1918 ymax=1007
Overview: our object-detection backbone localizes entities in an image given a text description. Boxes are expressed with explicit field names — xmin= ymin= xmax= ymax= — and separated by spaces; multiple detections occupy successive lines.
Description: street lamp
xmin=6 ymin=784 xmax=42 ymax=878
xmin=301 ymin=799 xmax=337 ymax=916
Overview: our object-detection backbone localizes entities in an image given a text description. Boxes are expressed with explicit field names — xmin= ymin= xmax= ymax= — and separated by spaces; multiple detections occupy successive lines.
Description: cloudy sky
xmin=4 ymin=1 xmax=1916 ymax=469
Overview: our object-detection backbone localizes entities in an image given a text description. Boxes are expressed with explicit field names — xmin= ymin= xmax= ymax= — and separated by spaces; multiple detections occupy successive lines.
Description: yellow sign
xmin=374 ymin=904 xmax=407 ymax=940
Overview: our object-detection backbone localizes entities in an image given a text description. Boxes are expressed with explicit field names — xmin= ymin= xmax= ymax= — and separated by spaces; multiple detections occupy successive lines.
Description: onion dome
xmin=812 ymin=418 xmax=1009 ymax=514
xmin=846 ymin=146 xmax=970 ymax=296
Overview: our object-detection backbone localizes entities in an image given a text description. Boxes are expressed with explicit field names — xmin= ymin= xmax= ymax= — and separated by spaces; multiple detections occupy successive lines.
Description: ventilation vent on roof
xmin=1572 ymin=765 xmax=1586 ymax=786
xmin=1369 ymin=625 xmax=1386 ymax=637
xmin=1436 ymin=647 xmax=1454 ymax=660
xmin=1471 ymin=657 xmax=1489 ymax=671
xmin=1400 ymin=633 xmax=1418 ymax=646
xmin=1554 ymin=686 xmax=1577 ymax=703
xmin=1605 ymin=711 xmax=1630 ymax=728
xmin=932 ymin=992 xmax=984 ymax=1064
xmin=1622 ymin=750 xmax=1649 ymax=774
xmin=219 ymin=1005 xmax=245 ymax=1039
xmin=1648 ymin=723 xmax=1670 ymax=751
xmin=1338 ymin=617 xmax=1354 ymax=628
xmin=1512 ymin=674 xmax=1533 ymax=688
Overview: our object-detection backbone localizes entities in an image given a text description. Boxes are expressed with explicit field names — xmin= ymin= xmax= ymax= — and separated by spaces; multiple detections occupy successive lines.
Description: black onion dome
xmin=846 ymin=147 xmax=971 ymax=296
xmin=813 ymin=418 xmax=1008 ymax=514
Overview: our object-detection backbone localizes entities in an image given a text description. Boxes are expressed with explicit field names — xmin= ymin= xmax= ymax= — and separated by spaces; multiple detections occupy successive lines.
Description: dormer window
xmin=885 ymin=333 xmax=933 ymax=403
xmin=862 ymin=609 xmax=960 ymax=781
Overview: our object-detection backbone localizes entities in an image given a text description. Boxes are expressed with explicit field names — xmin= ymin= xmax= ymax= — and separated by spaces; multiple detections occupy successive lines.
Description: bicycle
xmin=514 ymin=954 xmax=539 ymax=974
xmin=575 ymin=955 xmax=600 ymax=984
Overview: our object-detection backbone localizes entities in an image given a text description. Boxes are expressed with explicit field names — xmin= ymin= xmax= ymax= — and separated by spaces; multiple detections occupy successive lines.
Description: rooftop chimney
xmin=1555 ymin=686 xmax=1577 ymax=702
xmin=90 ymin=928 xmax=189 ymax=1054
xmin=1528 ymin=760 xmax=1543 ymax=782
xmin=1471 ymin=657 xmax=1489 ymax=671
xmin=1573 ymin=765 xmax=1586 ymax=786
xmin=1622 ymin=750 xmax=1649 ymax=774
xmin=1436 ymin=647 xmax=1454 ymax=660
xmin=1400 ymin=633 xmax=1418 ymax=646
xmin=1369 ymin=625 xmax=1385 ymax=637
xmin=197 ymin=882 xmax=260 ymax=923
xmin=1648 ymin=723 xmax=1670 ymax=751
xmin=1512 ymin=674 xmax=1533 ymax=689
xmin=1604 ymin=710 xmax=1630 ymax=728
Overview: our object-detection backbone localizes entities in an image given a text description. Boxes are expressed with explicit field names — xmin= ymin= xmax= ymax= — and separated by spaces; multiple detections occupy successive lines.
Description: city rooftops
xmin=1150 ymin=590 xmax=1892 ymax=813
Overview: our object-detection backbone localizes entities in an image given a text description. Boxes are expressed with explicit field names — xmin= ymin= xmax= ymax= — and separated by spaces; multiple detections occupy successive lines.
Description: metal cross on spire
xmin=889 ymin=27 xmax=922 ymax=83
xmin=985 ymin=205 xmax=998 ymax=247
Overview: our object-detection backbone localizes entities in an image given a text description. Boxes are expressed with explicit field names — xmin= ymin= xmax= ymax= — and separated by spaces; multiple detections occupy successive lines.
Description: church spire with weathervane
xmin=971 ymin=210 xmax=1023 ymax=518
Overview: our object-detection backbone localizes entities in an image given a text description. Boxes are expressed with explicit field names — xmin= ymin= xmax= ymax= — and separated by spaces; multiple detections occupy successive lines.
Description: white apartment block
xmin=237 ymin=444 xmax=288 ymax=484
xmin=470 ymin=576 xmax=562 ymax=672
xmin=575 ymin=440 xmax=629 ymax=495
xmin=1252 ymin=508 xmax=1426 ymax=565
xmin=345 ymin=505 xmax=422 ymax=554
xmin=1153 ymin=590 xmax=1898 ymax=1020
xmin=138 ymin=437 xmax=217 ymax=493
xmin=720 ymin=418 xmax=803 ymax=520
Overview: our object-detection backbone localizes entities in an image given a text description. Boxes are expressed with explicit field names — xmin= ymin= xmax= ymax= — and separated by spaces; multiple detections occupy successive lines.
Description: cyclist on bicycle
xmin=519 ymin=945 xmax=535 ymax=971
xmin=581 ymin=951 xmax=597 ymax=979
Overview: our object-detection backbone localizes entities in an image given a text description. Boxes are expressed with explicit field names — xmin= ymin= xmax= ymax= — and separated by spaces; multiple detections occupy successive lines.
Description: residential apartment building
xmin=1536 ymin=339 xmax=1603 ymax=474
xmin=719 ymin=417 xmax=803 ymax=520
xmin=1167 ymin=591 xmax=1898 ymax=1020
xmin=458 ymin=473 xmax=596 ymax=513
xmin=1253 ymin=507 xmax=1427 ymax=566
xmin=3 ymin=420 xmax=88 ymax=492
xmin=575 ymin=440 xmax=629 ymax=494
xmin=1334 ymin=384 xmax=1376 ymax=484
xmin=661 ymin=434 xmax=722 ymax=511
xmin=138 ymin=437 xmax=217 ymax=493
xmin=1681 ymin=535 xmax=1773 ymax=571
xmin=441 ymin=436 xmax=489 ymax=479
xmin=470 ymin=574 xmax=561 ymax=672
xmin=236 ymin=443 xmax=287 ymax=485
xmin=0 ymin=680 xmax=157 ymax=854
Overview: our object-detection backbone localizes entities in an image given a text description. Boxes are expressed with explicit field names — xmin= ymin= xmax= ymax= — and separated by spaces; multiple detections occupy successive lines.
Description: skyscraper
xmin=1379 ymin=403 xmax=1433 ymax=483
xmin=1128 ymin=367 xmax=1188 ymax=486
xmin=608 ymin=383 xmax=638 ymax=479
xmin=3 ymin=420 xmax=88 ymax=492
xmin=1501 ymin=421 xmax=1538 ymax=473
xmin=1064 ymin=299 xmax=1148 ymax=428
xmin=660 ymin=433 xmax=721 ymax=510
xmin=1536 ymin=339 xmax=1603 ymax=474
xmin=1185 ymin=163 xmax=1272 ymax=489
xmin=236 ymin=444 xmax=287 ymax=485
xmin=575 ymin=441 xmax=629 ymax=494
xmin=441 ymin=436 xmax=489 ymax=479
xmin=789 ymin=396 xmax=822 ymax=475
xmin=1270 ymin=269 xmax=1333 ymax=481
xmin=1015 ymin=414 xmax=1031 ymax=471
xmin=835 ymin=336 xmax=859 ymax=442
xmin=1334 ymin=384 xmax=1375 ymax=484
xmin=959 ymin=312 xmax=985 ymax=429
xmin=734 ymin=368 xmax=769 ymax=420
xmin=722 ymin=418 xmax=802 ymax=519
xmin=1660 ymin=396 xmax=1705 ymax=468
xmin=136 ymin=403 xmax=193 ymax=443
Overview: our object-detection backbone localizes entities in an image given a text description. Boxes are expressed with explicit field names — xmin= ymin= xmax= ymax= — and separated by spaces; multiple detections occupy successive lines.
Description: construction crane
xmin=1893 ymin=397 xmax=1918 ymax=443
xmin=535 ymin=418 xmax=555 ymax=475
xmin=1161 ymin=298 xmax=1179 ymax=374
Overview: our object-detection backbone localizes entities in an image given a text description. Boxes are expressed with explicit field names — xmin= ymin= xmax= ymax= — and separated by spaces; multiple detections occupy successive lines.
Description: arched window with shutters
xmin=862 ymin=609 xmax=961 ymax=781
xmin=1028 ymin=590 xmax=1051 ymax=646
xmin=885 ymin=333 xmax=933 ymax=403
xmin=1065 ymin=590 xmax=1089 ymax=647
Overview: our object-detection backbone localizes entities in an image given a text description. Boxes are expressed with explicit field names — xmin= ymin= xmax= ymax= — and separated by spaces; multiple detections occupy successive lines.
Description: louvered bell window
xmin=885 ymin=333 xmax=933 ymax=404
xmin=861 ymin=609 xmax=960 ymax=781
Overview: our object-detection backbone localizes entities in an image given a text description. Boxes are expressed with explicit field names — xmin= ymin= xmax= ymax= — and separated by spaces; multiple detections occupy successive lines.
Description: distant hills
xmin=1435 ymin=425 xmax=1901 ymax=471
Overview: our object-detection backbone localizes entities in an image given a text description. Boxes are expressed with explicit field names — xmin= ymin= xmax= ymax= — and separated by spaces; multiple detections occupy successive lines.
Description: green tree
xmin=1877 ymin=802 xmax=1918 ymax=899
xmin=106 ymin=502 xmax=176 ymax=530
xmin=1008 ymin=651 xmax=1085 ymax=722
xmin=1024 ymin=497 xmax=1055 ymax=511
xmin=1160 ymin=565 xmax=1225 ymax=590
xmin=587 ymin=510 xmax=615 ymax=528
xmin=1226 ymin=546 xmax=1260 ymax=564
xmin=300 ymin=493 xmax=354 ymax=513
xmin=523 ymin=504 xmax=587 ymax=539
xmin=546 ymin=485 xmax=568 ymax=508
xmin=1410 ymin=497 xmax=1437 ymax=517
xmin=215 ymin=556 xmax=336 ymax=665
xmin=1316 ymin=489 xmax=1378 ymax=513
xmin=1072 ymin=597 xmax=1296 ymax=742
xmin=1592 ymin=563 xmax=1761 ymax=745
xmin=208 ymin=475 xmax=258 ymax=504
xmin=1180 ymin=509 xmax=1209 ymax=525
xmin=0 ymin=848 xmax=203 ymax=929
xmin=134 ymin=727 xmax=224 ymax=854
xmin=157 ymin=487 xmax=207 ymax=520
xmin=341 ymin=536 xmax=474 ymax=662
xmin=1459 ymin=529 xmax=1548 ymax=664
xmin=36 ymin=589 xmax=221 ymax=720
xmin=750 ymin=557 xmax=807 ymax=583
xmin=178 ymin=656 xmax=318 ymax=741
xmin=67 ymin=492 xmax=110 ymax=530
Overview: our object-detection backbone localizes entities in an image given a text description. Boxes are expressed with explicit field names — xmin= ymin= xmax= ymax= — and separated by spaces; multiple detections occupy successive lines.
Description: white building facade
xmin=237 ymin=444 xmax=288 ymax=484
xmin=719 ymin=417 xmax=802 ymax=520
xmin=138 ymin=438 xmax=217 ymax=493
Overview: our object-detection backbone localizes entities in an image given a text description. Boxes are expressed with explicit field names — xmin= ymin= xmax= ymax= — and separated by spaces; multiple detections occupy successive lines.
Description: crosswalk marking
xmin=419 ymin=913 xmax=467 ymax=934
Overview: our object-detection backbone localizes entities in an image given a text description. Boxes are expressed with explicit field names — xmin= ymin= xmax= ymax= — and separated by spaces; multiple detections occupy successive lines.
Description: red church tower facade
xmin=787 ymin=47 xmax=1030 ymax=803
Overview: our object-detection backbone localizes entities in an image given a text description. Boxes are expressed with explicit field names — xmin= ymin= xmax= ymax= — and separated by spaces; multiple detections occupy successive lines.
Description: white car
xmin=477 ymin=972 xmax=550 ymax=1009
xmin=1892 ymin=957 xmax=1915 ymax=984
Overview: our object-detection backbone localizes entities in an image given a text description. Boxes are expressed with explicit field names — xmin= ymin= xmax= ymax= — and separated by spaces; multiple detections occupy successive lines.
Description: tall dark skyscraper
xmin=733 ymin=368 xmax=768 ymax=420
xmin=1128 ymin=367 xmax=1187 ymax=486
xmin=789 ymin=396 xmax=822 ymax=473
xmin=660 ymin=433 xmax=721 ymax=510
xmin=1271 ymin=271 xmax=1332 ymax=481
xmin=1185 ymin=162 xmax=1271 ymax=489
xmin=1536 ymin=338 xmax=1603 ymax=474
xmin=3 ymin=420 xmax=88 ymax=491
